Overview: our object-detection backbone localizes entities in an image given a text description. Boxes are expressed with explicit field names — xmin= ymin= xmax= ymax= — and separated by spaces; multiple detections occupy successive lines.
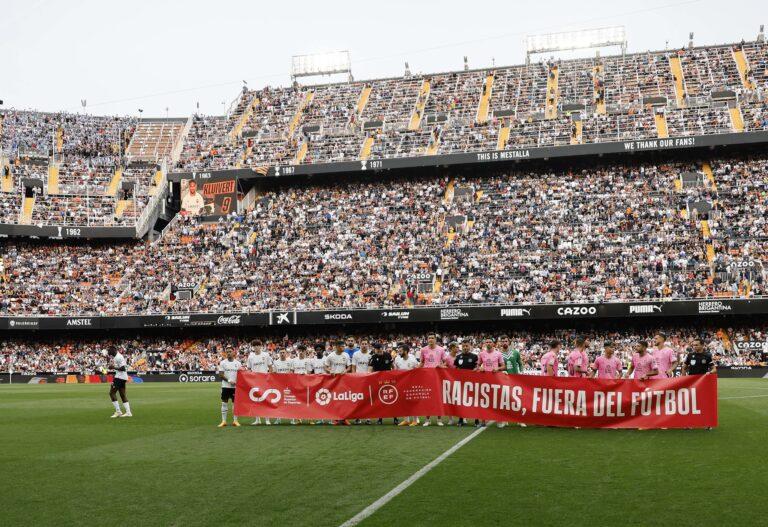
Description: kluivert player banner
xmin=234 ymin=370 xmax=718 ymax=429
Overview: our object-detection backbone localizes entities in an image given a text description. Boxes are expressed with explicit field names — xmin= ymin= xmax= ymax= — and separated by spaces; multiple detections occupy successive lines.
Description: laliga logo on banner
xmin=315 ymin=388 xmax=365 ymax=405
xmin=249 ymin=387 xmax=282 ymax=404
xmin=315 ymin=388 xmax=332 ymax=406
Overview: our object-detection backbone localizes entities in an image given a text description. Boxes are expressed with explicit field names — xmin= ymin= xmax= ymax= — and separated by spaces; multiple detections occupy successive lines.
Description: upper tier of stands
xmin=174 ymin=40 xmax=768 ymax=171
xmin=1 ymin=38 xmax=767 ymax=232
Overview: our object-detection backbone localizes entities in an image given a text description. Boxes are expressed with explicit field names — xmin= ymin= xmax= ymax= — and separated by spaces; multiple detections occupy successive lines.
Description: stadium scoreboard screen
xmin=180 ymin=175 xmax=237 ymax=217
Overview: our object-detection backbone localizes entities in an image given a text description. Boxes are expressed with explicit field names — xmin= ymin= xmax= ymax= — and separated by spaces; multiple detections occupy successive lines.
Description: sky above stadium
xmin=1 ymin=0 xmax=764 ymax=117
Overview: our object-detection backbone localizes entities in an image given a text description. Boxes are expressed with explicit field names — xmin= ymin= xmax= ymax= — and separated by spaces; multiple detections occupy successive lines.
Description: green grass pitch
xmin=1 ymin=379 xmax=766 ymax=526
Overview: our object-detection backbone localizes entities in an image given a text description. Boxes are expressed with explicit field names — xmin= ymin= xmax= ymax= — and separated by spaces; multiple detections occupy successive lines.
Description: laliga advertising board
xmin=235 ymin=370 xmax=718 ymax=429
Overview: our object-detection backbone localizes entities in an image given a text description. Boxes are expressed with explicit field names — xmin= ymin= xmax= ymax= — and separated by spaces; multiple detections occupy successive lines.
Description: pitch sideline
xmin=338 ymin=426 xmax=487 ymax=527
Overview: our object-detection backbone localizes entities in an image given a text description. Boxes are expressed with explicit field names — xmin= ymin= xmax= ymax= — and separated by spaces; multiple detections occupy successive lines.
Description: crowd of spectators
xmin=1 ymin=325 xmax=764 ymax=373
xmin=1 ymin=155 xmax=767 ymax=315
xmin=0 ymin=110 xmax=162 ymax=227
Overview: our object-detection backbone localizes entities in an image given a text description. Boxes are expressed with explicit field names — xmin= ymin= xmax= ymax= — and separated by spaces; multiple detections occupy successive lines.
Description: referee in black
xmin=453 ymin=341 xmax=480 ymax=427
xmin=369 ymin=342 xmax=394 ymax=425
xmin=682 ymin=338 xmax=717 ymax=375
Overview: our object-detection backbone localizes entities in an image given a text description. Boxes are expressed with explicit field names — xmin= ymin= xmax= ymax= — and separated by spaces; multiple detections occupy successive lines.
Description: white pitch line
xmin=339 ymin=426 xmax=486 ymax=527
xmin=719 ymin=394 xmax=768 ymax=400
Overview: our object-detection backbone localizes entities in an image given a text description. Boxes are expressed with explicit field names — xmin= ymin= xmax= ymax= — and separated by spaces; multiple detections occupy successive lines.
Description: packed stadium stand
xmin=1 ymin=36 xmax=767 ymax=375
xmin=1 ymin=323 xmax=766 ymax=372
xmin=1 ymin=39 xmax=767 ymax=232
xmin=0 ymin=153 xmax=766 ymax=316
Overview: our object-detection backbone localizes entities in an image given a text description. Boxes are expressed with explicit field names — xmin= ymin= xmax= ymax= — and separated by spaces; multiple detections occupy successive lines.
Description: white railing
xmin=135 ymin=162 xmax=168 ymax=237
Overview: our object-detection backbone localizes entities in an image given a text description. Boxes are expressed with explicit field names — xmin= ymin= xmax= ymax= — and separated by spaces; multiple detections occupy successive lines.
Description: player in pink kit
xmin=566 ymin=336 xmax=590 ymax=377
xmin=540 ymin=340 xmax=561 ymax=376
xmin=625 ymin=341 xmax=659 ymax=380
xmin=477 ymin=339 xmax=504 ymax=372
xmin=591 ymin=342 xmax=623 ymax=379
xmin=649 ymin=332 xmax=678 ymax=378
xmin=419 ymin=333 xmax=447 ymax=427
xmin=476 ymin=339 xmax=504 ymax=427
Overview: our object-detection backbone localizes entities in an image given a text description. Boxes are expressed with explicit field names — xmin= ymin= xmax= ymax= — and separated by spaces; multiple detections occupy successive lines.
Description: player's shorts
xmin=221 ymin=387 xmax=236 ymax=402
xmin=111 ymin=377 xmax=127 ymax=389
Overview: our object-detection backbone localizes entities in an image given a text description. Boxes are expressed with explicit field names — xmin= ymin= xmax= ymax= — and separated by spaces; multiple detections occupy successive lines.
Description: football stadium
xmin=2 ymin=1 xmax=768 ymax=525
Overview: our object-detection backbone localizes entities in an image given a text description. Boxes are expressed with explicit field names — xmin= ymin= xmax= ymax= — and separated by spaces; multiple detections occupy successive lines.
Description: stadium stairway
xmin=732 ymin=49 xmax=755 ymax=90
xmin=570 ymin=119 xmax=583 ymax=145
xmin=107 ymin=168 xmax=122 ymax=197
xmin=148 ymin=168 xmax=164 ymax=197
xmin=1 ymin=159 xmax=12 ymax=192
xmin=47 ymin=164 xmax=59 ymax=194
xmin=408 ymin=80 xmax=431 ymax=131
xmin=288 ymin=91 xmax=314 ymax=138
xmin=497 ymin=122 xmax=510 ymax=150
xmin=476 ymin=73 xmax=494 ymax=123
xmin=593 ymin=64 xmax=606 ymax=114
xmin=545 ymin=65 xmax=559 ymax=119
xmin=426 ymin=128 xmax=441 ymax=155
xmin=294 ymin=141 xmax=309 ymax=164
xmin=356 ymin=85 xmax=372 ymax=116
xmin=443 ymin=179 xmax=455 ymax=205
xmin=55 ymin=126 xmax=64 ymax=154
xmin=702 ymin=162 xmax=717 ymax=191
xmin=359 ymin=135 xmax=374 ymax=160
xmin=115 ymin=199 xmax=130 ymax=219
xmin=19 ymin=195 xmax=34 ymax=224
xmin=654 ymin=112 xmax=669 ymax=138
xmin=230 ymin=96 xmax=258 ymax=139
xmin=669 ymin=55 xmax=687 ymax=107
xmin=728 ymin=103 xmax=745 ymax=132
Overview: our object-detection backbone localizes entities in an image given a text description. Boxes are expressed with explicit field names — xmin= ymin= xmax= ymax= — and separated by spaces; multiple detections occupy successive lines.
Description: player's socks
xmin=265 ymin=418 xmax=271 ymax=425
xmin=111 ymin=401 xmax=121 ymax=413
xmin=122 ymin=402 xmax=131 ymax=416
xmin=252 ymin=417 xmax=261 ymax=425
xmin=221 ymin=402 xmax=228 ymax=422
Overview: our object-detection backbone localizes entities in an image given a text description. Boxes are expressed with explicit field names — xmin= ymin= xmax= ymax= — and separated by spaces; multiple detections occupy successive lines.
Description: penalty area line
xmin=338 ymin=426 xmax=486 ymax=527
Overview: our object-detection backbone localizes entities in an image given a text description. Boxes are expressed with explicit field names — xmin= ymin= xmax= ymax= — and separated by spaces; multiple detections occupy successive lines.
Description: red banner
xmin=234 ymin=370 xmax=718 ymax=429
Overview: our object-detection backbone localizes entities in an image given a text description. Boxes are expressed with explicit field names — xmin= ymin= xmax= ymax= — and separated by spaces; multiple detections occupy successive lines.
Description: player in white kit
xmin=394 ymin=343 xmax=419 ymax=426
xmin=351 ymin=340 xmax=373 ymax=424
xmin=246 ymin=340 xmax=273 ymax=425
xmin=107 ymin=347 xmax=132 ymax=418
xmin=285 ymin=346 xmax=308 ymax=425
xmin=309 ymin=344 xmax=328 ymax=425
xmin=325 ymin=341 xmax=352 ymax=425
xmin=217 ymin=348 xmax=242 ymax=427
xmin=271 ymin=350 xmax=292 ymax=425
